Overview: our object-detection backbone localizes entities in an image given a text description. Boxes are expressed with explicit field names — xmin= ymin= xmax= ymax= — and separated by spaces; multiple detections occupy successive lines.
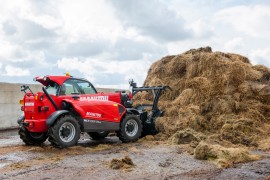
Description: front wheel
xmin=117 ymin=114 xmax=142 ymax=143
xmin=48 ymin=115 xmax=80 ymax=148
xmin=19 ymin=127 xmax=47 ymax=145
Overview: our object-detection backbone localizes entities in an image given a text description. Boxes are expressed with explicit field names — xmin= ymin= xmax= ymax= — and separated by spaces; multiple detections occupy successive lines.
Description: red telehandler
xmin=18 ymin=75 xmax=169 ymax=148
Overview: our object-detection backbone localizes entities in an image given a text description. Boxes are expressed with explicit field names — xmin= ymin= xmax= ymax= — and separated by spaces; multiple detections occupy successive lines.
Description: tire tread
xmin=48 ymin=115 xmax=80 ymax=148
xmin=19 ymin=127 xmax=47 ymax=145
xmin=117 ymin=114 xmax=142 ymax=143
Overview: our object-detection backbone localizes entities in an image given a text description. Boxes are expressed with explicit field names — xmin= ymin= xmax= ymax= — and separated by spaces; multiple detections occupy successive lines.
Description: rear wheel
xmin=48 ymin=115 xmax=80 ymax=148
xmin=88 ymin=131 xmax=110 ymax=140
xmin=117 ymin=114 xmax=142 ymax=143
xmin=19 ymin=127 xmax=47 ymax=145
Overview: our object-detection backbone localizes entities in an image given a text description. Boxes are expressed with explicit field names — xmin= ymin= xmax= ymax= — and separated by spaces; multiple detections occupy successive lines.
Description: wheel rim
xmin=59 ymin=122 xmax=76 ymax=143
xmin=125 ymin=119 xmax=138 ymax=137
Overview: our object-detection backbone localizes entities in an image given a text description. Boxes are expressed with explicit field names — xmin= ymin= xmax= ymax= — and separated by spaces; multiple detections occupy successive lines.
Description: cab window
xmin=77 ymin=81 xmax=96 ymax=94
xmin=46 ymin=82 xmax=59 ymax=95
xmin=58 ymin=79 xmax=97 ymax=96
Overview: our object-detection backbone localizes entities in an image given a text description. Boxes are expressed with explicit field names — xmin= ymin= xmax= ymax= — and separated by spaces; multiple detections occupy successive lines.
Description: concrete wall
xmin=0 ymin=82 xmax=120 ymax=130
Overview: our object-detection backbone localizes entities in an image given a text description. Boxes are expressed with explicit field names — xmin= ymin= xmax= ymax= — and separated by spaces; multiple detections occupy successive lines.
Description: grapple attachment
xmin=129 ymin=79 xmax=171 ymax=135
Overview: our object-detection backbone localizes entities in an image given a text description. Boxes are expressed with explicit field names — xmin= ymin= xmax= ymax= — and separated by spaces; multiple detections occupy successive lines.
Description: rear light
xmin=38 ymin=106 xmax=49 ymax=112
xmin=19 ymin=99 xmax=24 ymax=105
xmin=20 ymin=99 xmax=24 ymax=111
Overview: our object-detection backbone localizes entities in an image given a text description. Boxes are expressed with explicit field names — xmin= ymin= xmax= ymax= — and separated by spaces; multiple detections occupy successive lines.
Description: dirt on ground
xmin=0 ymin=131 xmax=270 ymax=180
xmin=134 ymin=47 xmax=270 ymax=167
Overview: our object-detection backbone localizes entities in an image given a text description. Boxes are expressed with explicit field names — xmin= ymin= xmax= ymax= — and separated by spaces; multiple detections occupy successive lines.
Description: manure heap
xmin=136 ymin=47 xmax=270 ymax=151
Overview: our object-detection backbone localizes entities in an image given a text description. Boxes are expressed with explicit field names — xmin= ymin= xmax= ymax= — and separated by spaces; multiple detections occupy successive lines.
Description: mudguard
xmin=46 ymin=110 xmax=69 ymax=127
xmin=126 ymin=108 xmax=140 ymax=115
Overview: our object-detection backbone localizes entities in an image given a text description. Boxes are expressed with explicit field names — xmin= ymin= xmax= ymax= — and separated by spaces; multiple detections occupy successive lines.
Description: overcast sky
xmin=0 ymin=0 xmax=270 ymax=88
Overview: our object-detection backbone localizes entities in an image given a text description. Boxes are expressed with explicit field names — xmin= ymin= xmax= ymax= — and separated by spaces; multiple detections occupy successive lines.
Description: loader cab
xmin=35 ymin=76 xmax=97 ymax=96
xmin=57 ymin=78 xmax=97 ymax=96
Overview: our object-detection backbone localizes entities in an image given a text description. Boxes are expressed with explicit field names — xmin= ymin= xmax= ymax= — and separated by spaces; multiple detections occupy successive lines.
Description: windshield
xmin=59 ymin=79 xmax=97 ymax=96
xmin=46 ymin=82 xmax=59 ymax=95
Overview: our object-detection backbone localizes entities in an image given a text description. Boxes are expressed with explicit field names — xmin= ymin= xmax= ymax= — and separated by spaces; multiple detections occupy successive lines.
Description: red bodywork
xmin=22 ymin=75 xmax=127 ymax=133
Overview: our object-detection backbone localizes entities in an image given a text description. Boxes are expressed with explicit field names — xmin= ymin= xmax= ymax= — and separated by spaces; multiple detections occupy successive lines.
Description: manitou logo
xmin=81 ymin=96 xmax=109 ymax=101
xmin=86 ymin=112 xmax=102 ymax=118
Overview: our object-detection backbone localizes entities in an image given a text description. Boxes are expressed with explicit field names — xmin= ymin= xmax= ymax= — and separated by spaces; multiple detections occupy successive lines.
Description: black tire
xmin=88 ymin=131 xmax=110 ymax=140
xmin=48 ymin=115 xmax=80 ymax=148
xmin=19 ymin=126 xmax=47 ymax=145
xmin=117 ymin=114 xmax=142 ymax=143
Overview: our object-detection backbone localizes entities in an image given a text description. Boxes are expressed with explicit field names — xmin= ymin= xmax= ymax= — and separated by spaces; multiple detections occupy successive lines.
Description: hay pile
xmin=135 ymin=47 xmax=270 ymax=161
xmin=194 ymin=142 xmax=261 ymax=168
